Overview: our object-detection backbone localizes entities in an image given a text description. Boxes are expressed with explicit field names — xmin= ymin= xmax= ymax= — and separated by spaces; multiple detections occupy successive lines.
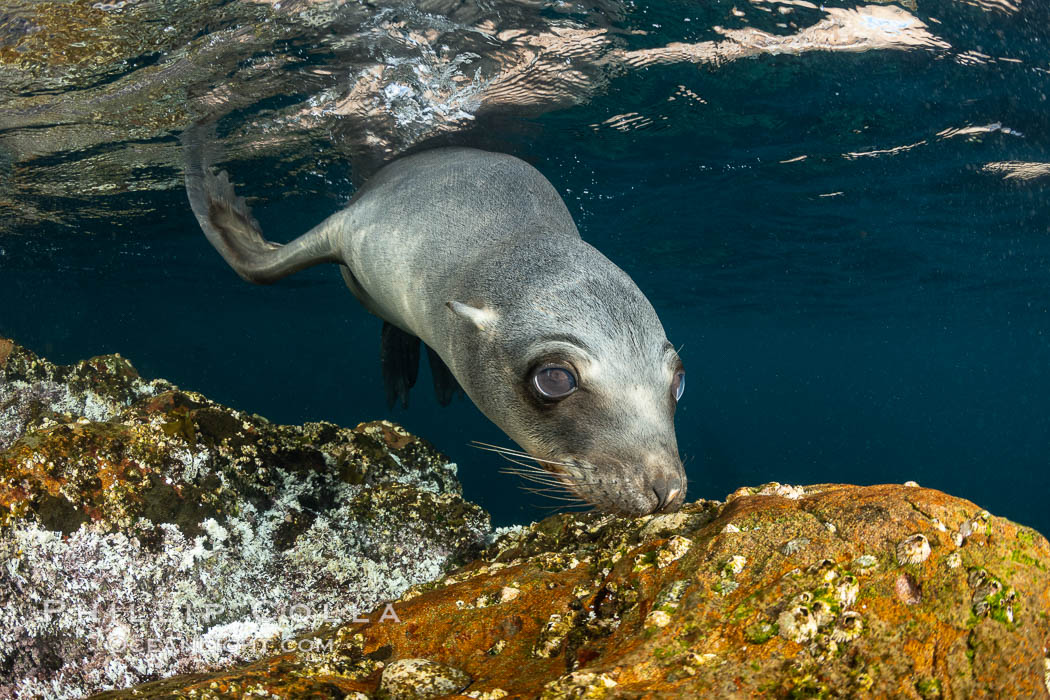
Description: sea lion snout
xmin=650 ymin=468 xmax=687 ymax=514
xmin=552 ymin=451 xmax=686 ymax=517
xmin=624 ymin=457 xmax=688 ymax=516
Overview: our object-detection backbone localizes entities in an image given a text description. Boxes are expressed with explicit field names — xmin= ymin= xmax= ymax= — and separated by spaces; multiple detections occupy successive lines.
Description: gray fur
xmin=185 ymin=147 xmax=686 ymax=515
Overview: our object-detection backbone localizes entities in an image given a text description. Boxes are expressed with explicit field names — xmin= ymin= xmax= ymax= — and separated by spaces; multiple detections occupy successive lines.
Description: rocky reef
xmin=0 ymin=338 xmax=491 ymax=698
xmin=89 ymin=486 xmax=1050 ymax=699
xmin=3 ymin=338 xmax=1050 ymax=699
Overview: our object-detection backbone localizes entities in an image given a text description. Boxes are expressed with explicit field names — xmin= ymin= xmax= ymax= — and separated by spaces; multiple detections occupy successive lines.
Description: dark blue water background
xmin=2 ymin=4 xmax=1049 ymax=533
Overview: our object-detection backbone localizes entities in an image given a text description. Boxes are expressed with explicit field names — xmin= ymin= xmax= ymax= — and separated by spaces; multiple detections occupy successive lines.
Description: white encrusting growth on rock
xmin=3 ymin=461 xmax=486 ymax=698
xmin=0 ymin=340 xmax=491 ymax=699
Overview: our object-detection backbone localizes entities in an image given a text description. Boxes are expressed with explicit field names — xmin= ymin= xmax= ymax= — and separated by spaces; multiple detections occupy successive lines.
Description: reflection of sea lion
xmin=185 ymin=147 xmax=686 ymax=515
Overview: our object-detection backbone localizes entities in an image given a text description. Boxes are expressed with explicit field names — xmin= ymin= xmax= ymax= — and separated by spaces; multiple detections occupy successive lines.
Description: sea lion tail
xmin=185 ymin=166 xmax=340 ymax=284
xmin=182 ymin=124 xmax=339 ymax=284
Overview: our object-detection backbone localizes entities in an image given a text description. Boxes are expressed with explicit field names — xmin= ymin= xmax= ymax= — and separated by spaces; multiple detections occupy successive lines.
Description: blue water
xmin=2 ymin=0 xmax=1049 ymax=533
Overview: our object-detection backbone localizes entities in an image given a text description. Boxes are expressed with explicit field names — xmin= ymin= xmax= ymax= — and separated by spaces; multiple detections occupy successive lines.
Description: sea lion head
xmin=447 ymin=257 xmax=687 ymax=517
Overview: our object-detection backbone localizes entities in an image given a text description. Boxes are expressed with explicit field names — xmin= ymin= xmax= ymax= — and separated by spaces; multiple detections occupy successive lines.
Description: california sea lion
xmin=185 ymin=147 xmax=686 ymax=515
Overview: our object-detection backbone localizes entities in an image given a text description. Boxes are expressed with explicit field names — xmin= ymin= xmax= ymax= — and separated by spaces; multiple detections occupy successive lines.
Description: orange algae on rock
xmin=94 ymin=482 xmax=1050 ymax=699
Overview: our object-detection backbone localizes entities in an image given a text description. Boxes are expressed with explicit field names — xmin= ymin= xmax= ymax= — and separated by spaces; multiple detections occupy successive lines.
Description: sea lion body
xmin=186 ymin=146 xmax=686 ymax=515
xmin=334 ymin=149 xmax=575 ymax=356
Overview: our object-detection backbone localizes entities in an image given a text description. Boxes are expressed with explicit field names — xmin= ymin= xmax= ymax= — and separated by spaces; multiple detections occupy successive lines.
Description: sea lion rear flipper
xmin=426 ymin=345 xmax=464 ymax=407
xmin=183 ymin=131 xmax=339 ymax=284
xmin=381 ymin=323 xmax=420 ymax=409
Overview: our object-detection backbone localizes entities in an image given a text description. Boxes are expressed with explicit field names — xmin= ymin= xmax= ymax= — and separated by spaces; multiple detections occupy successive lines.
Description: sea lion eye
xmin=672 ymin=370 xmax=686 ymax=402
xmin=532 ymin=364 xmax=577 ymax=399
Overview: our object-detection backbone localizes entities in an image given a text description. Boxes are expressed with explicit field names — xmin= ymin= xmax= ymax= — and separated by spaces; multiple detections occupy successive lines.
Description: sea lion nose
xmin=650 ymin=472 xmax=685 ymax=513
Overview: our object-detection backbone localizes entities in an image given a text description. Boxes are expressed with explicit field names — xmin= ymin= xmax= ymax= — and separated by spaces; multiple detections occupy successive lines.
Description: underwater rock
xmin=95 ymin=481 xmax=1050 ymax=698
xmin=377 ymin=658 xmax=471 ymax=700
xmin=0 ymin=338 xmax=490 ymax=699
xmin=0 ymin=337 xmax=169 ymax=451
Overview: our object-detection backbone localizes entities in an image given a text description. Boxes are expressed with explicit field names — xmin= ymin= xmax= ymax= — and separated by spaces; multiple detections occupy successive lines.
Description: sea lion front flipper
xmin=381 ymin=322 xmax=421 ymax=409
xmin=184 ymin=134 xmax=339 ymax=284
xmin=426 ymin=345 xmax=464 ymax=407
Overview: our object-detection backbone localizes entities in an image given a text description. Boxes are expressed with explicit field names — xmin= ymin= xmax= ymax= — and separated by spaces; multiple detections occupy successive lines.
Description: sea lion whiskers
xmin=500 ymin=464 xmax=602 ymax=510
xmin=499 ymin=465 xmax=597 ymax=492
xmin=481 ymin=451 xmax=570 ymax=482
xmin=473 ymin=442 xmax=601 ymax=502
xmin=497 ymin=462 xmax=569 ymax=486
xmin=474 ymin=449 xmax=571 ymax=481
xmin=469 ymin=443 xmax=597 ymax=484
xmin=489 ymin=454 xmax=582 ymax=488
xmin=533 ymin=501 xmax=596 ymax=514
xmin=478 ymin=444 xmax=600 ymax=499
xmin=503 ymin=466 xmax=595 ymax=504
xmin=514 ymin=473 xmax=599 ymax=508
xmin=520 ymin=487 xmax=594 ymax=508
xmin=469 ymin=441 xmax=552 ymax=462
xmin=515 ymin=480 xmax=589 ymax=497
xmin=468 ymin=441 xmax=579 ymax=469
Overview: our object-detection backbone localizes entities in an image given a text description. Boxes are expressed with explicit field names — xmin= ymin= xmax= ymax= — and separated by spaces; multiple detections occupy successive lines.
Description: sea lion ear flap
xmin=446 ymin=301 xmax=498 ymax=330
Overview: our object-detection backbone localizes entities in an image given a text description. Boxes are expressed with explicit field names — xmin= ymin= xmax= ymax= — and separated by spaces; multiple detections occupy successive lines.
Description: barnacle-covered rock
xmin=0 ymin=338 xmax=490 ymax=698
xmin=99 ymin=474 xmax=1050 ymax=698
xmin=897 ymin=532 xmax=933 ymax=565
xmin=377 ymin=658 xmax=471 ymax=700
xmin=0 ymin=337 xmax=168 ymax=451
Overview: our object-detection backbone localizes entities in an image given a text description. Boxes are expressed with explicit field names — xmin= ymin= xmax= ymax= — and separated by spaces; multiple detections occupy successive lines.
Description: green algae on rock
xmin=94 ymin=482 xmax=1050 ymax=699
xmin=0 ymin=338 xmax=490 ymax=699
